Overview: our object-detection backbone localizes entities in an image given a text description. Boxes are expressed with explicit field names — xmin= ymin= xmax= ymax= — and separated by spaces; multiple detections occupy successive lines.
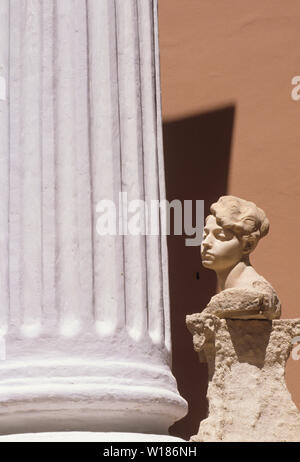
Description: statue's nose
xmin=202 ymin=239 xmax=212 ymax=249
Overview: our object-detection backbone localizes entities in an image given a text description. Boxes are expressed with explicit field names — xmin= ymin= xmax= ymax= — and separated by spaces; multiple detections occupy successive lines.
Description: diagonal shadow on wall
xmin=163 ymin=105 xmax=235 ymax=440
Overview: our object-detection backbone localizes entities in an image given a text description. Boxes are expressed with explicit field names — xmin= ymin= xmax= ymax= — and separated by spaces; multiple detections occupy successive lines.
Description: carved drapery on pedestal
xmin=0 ymin=0 xmax=187 ymax=436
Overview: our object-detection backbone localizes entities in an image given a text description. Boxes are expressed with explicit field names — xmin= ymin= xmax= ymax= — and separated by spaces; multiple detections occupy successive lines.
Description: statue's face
xmin=201 ymin=215 xmax=244 ymax=272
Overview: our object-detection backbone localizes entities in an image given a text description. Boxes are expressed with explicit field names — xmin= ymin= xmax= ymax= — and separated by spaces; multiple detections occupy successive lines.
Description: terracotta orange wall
xmin=159 ymin=0 xmax=300 ymax=439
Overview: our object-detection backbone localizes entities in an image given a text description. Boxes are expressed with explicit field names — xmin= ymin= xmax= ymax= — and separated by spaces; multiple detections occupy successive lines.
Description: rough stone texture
xmin=187 ymin=313 xmax=300 ymax=442
xmin=202 ymin=285 xmax=281 ymax=320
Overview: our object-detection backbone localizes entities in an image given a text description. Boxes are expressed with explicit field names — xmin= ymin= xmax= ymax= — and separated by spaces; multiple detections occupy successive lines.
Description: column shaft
xmin=0 ymin=0 xmax=187 ymax=436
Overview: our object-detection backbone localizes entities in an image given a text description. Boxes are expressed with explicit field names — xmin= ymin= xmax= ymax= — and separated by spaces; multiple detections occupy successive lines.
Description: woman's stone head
xmin=201 ymin=196 xmax=269 ymax=271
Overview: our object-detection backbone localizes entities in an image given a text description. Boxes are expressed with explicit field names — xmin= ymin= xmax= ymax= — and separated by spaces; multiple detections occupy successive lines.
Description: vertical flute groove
xmin=115 ymin=0 xmax=148 ymax=341
xmin=8 ymin=1 xmax=22 ymax=330
xmin=72 ymin=0 xmax=93 ymax=327
xmin=0 ymin=0 xmax=10 ymax=334
xmin=85 ymin=0 xmax=96 ymax=322
xmin=137 ymin=0 xmax=164 ymax=345
xmin=53 ymin=0 xmax=81 ymax=336
xmin=87 ymin=0 xmax=125 ymax=336
xmin=40 ymin=0 xmax=56 ymax=329
xmin=136 ymin=0 xmax=150 ymax=336
xmin=153 ymin=0 xmax=170 ymax=352
xmin=20 ymin=0 xmax=43 ymax=335
xmin=114 ymin=0 xmax=127 ymax=330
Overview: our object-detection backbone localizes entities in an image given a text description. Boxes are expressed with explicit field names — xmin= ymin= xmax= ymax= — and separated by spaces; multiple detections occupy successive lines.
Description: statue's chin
xmin=201 ymin=260 xmax=215 ymax=269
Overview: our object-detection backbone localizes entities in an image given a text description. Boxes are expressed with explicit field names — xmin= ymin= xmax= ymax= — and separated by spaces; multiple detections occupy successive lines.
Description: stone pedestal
xmin=0 ymin=0 xmax=187 ymax=437
xmin=187 ymin=313 xmax=300 ymax=442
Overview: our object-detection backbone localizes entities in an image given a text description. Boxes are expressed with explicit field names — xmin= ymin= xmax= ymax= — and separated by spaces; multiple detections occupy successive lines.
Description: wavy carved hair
xmin=209 ymin=196 xmax=269 ymax=253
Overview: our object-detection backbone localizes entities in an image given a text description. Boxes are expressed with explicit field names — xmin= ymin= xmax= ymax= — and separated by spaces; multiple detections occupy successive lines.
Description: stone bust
xmin=186 ymin=196 xmax=300 ymax=442
xmin=200 ymin=195 xmax=281 ymax=319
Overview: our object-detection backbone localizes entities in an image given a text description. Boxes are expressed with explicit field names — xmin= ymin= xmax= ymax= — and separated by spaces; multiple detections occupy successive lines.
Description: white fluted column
xmin=0 ymin=1 xmax=9 ymax=336
xmin=0 ymin=0 xmax=187 ymax=437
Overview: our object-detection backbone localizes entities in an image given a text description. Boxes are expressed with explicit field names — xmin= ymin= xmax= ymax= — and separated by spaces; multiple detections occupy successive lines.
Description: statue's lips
xmin=201 ymin=253 xmax=214 ymax=260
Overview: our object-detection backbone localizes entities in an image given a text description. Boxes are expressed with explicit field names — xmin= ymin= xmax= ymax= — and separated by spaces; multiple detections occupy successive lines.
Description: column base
xmin=0 ymin=432 xmax=186 ymax=442
xmin=0 ymin=358 xmax=187 ymax=436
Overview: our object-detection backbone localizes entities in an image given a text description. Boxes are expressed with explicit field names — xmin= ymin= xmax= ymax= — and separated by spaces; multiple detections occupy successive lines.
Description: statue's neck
xmin=216 ymin=257 xmax=251 ymax=291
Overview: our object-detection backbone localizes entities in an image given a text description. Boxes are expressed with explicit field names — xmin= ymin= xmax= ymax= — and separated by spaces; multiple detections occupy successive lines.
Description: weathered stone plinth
xmin=187 ymin=313 xmax=300 ymax=442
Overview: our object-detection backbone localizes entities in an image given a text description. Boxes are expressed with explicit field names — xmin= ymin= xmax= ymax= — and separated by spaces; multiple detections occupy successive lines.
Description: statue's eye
xmin=215 ymin=230 xmax=230 ymax=241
